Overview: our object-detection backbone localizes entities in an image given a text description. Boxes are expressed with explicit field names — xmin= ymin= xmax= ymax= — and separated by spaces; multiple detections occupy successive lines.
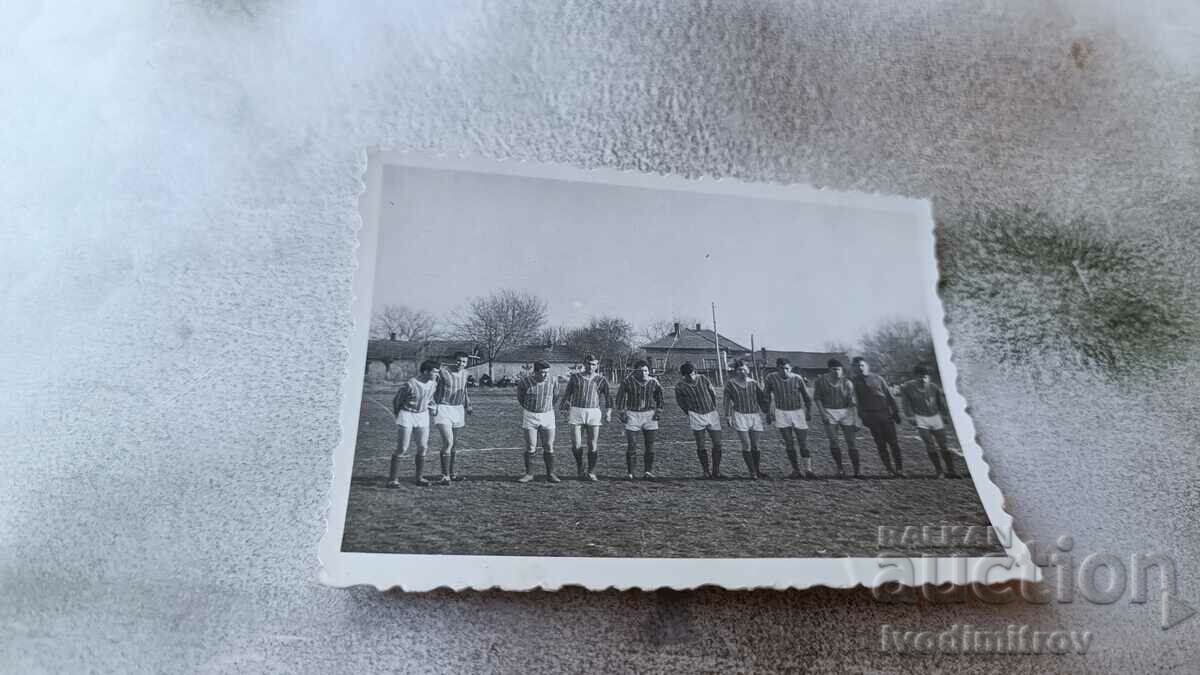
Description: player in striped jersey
xmin=559 ymin=354 xmax=613 ymax=481
xmin=813 ymin=358 xmax=861 ymax=478
xmin=674 ymin=361 xmax=723 ymax=478
xmin=515 ymin=361 xmax=561 ymax=483
xmin=763 ymin=358 xmax=815 ymax=479
xmin=388 ymin=360 xmax=439 ymax=487
xmin=615 ymin=360 xmax=664 ymax=479
xmin=432 ymin=352 xmax=473 ymax=484
xmin=723 ymin=359 xmax=770 ymax=479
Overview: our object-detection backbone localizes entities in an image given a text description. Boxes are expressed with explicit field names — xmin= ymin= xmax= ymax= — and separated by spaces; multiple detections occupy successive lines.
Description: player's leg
xmin=708 ymin=429 xmax=724 ymax=478
xmin=864 ymin=418 xmax=896 ymax=476
xmin=436 ymin=423 xmax=454 ymax=485
xmin=624 ymin=428 xmax=638 ymax=479
xmin=933 ymin=428 xmax=961 ymax=477
xmin=749 ymin=428 xmax=767 ymax=478
xmin=518 ymin=426 xmax=537 ymax=483
xmin=795 ymin=428 xmax=814 ymax=477
xmin=735 ymin=426 xmax=755 ymax=477
xmin=584 ymin=424 xmax=600 ymax=481
xmin=389 ymin=425 xmax=413 ymax=487
xmin=642 ymin=428 xmax=656 ymax=478
xmin=824 ymin=418 xmax=845 ymax=476
xmin=842 ymin=423 xmax=862 ymax=477
xmin=692 ymin=429 xmax=711 ymax=478
xmin=917 ymin=427 xmax=944 ymax=476
xmin=571 ymin=419 xmax=585 ymax=478
xmin=541 ymin=426 xmax=560 ymax=482
xmin=779 ymin=425 xmax=801 ymax=478
xmin=885 ymin=421 xmax=904 ymax=476
xmin=414 ymin=425 xmax=432 ymax=486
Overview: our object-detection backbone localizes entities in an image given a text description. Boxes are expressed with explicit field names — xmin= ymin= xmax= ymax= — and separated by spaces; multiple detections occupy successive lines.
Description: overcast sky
xmin=372 ymin=165 xmax=929 ymax=350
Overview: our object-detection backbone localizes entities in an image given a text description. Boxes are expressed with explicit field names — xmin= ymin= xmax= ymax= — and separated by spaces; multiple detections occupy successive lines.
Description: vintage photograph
xmin=321 ymin=154 xmax=1027 ymax=590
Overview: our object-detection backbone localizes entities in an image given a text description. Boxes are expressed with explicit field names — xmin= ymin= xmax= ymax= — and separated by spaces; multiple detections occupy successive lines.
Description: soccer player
xmin=763 ymin=358 xmax=816 ymax=479
xmin=560 ymin=354 xmax=613 ymax=481
xmin=674 ymin=361 xmax=723 ymax=478
xmin=851 ymin=356 xmax=904 ymax=477
xmin=515 ymin=361 xmax=561 ymax=483
xmin=388 ymin=359 xmax=439 ymax=487
xmin=813 ymin=358 xmax=861 ymax=478
xmin=614 ymin=360 xmax=664 ymax=479
xmin=900 ymin=365 xmax=962 ymax=478
xmin=723 ymin=359 xmax=769 ymax=479
xmin=431 ymin=351 xmax=473 ymax=484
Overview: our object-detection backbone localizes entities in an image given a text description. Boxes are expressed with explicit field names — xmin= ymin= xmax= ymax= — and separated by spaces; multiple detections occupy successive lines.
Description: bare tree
xmin=453 ymin=290 xmax=548 ymax=378
xmin=636 ymin=315 xmax=704 ymax=346
xmin=857 ymin=318 xmax=938 ymax=381
xmin=565 ymin=316 xmax=638 ymax=376
xmin=538 ymin=325 xmax=571 ymax=346
xmin=821 ymin=340 xmax=858 ymax=358
xmin=370 ymin=304 xmax=440 ymax=341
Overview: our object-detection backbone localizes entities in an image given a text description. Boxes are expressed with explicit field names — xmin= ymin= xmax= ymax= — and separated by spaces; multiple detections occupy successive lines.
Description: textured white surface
xmin=3 ymin=0 xmax=1199 ymax=671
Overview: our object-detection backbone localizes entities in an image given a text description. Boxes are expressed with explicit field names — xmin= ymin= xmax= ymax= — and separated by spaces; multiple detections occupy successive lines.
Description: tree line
xmin=372 ymin=289 xmax=938 ymax=380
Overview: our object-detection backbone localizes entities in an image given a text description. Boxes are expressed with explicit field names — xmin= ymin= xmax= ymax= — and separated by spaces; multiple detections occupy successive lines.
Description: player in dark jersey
xmin=763 ymin=358 xmax=815 ymax=478
xmin=900 ymin=365 xmax=962 ymax=478
xmin=615 ymin=360 xmax=664 ymax=479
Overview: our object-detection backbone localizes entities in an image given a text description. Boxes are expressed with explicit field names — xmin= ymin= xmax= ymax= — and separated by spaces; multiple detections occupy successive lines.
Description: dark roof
xmin=745 ymin=349 xmax=849 ymax=371
xmin=490 ymin=344 xmax=582 ymax=364
xmin=366 ymin=339 xmax=480 ymax=362
xmin=641 ymin=327 xmax=749 ymax=352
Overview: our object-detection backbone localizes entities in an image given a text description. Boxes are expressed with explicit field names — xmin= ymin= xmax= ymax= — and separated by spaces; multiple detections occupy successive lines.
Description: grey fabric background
xmin=2 ymin=0 xmax=1198 ymax=671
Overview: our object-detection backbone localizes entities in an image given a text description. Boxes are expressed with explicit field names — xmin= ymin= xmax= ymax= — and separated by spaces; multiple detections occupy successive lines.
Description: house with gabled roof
xmin=639 ymin=322 xmax=749 ymax=377
xmin=467 ymin=343 xmax=584 ymax=383
xmin=365 ymin=338 xmax=481 ymax=380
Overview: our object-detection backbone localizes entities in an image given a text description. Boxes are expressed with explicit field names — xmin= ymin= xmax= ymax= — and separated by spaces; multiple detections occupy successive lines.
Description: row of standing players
xmin=385 ymin=353 xmax=964 ymax=487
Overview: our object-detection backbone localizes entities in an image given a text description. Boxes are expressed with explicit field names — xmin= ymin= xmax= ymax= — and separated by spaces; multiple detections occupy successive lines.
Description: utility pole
xmin=711 ymin=302 xmax=724 ymax=387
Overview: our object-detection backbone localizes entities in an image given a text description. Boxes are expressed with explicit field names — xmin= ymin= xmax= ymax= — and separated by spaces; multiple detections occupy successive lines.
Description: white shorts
xmin=731 ymin=411 xmax=765 ymax=432
xmin=568 ymin=406 xmax=603 ymax=426
xmin=431 ymin=404 xmax=465 ymax=429
xmin=687 ymin=410 xmax=722 ymax=432
xmin=914 ymin=413 xmax=945 ymax=431
xmin=395 ymin=410 xmax=430 ymax=429
xmin=623 ymin=410 xmax=659 ymax=431
xmin=773 ymin=408 xmax=809 ymax=430
xmin=822 ymin=407 xmax=858 ymax=427
xmin=521 ymin=410 xmax=556 ymax=431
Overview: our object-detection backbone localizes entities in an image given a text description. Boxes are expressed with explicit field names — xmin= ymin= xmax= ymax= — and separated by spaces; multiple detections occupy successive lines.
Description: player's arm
xmin=882 ymin=377 xmax=901 ymax=421
xmin=392 ymin=382 xmax=410 ymax=417
xmin=674 ymin=386 xmax=689 ymax=414
xmin=757 ymin=382 xmax=771 ymax=416
xmin=723 ymin=382 xmax=734 ymax=420
xmin=652 ymin=381 xmax=663 ymax=419
xmin=559 ymin=375 xmax=574 ymax=411
xmin=464 ymin=385 xmax=472 ymax=414
xmin=515 ymin=378 xmax=527 ymax=409
xmin=936 ymin=383 xmax=950 ymax=420
xmin=801 ymin=379 xmax=813 ymax=415
xmin=614 ymin=380 xmax=628 ymax=421
xmin=900 ymin=383 xmax=915 ymax=421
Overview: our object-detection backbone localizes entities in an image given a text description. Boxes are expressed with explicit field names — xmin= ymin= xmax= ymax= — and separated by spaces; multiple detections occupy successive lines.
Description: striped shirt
xmin=813 ymin=373 xmax=857 ymax=409
xmin=615 ymin=376 xmax=664 ymax=412
xmin=899 ymin=379 xmax=948 ymax=418
xmin=763 ymin=371 xmax=813 ymax=412
xmin=560 ymin=372 xmax=612 ymax=409
xmin=392 ymin=377 xmax=437 ymax=415
xmin=723 ymin=377 xmax=767 ymax=415
xmin=675 ymin=375 xmax=718 ymax=414
xmin=516 ymin=375 xmax=559 ymax=413
xmin=435 ymin=367 xmax=470 ymax=406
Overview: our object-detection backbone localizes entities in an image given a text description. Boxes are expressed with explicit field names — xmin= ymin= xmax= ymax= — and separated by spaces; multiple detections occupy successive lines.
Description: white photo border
xmin=319 ymin=151 xmax=1037 ymax=591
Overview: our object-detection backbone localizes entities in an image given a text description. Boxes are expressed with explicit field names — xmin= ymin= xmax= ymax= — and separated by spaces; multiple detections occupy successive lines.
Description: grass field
xmin=341 ymin=383 xmax=1001 ymax=558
